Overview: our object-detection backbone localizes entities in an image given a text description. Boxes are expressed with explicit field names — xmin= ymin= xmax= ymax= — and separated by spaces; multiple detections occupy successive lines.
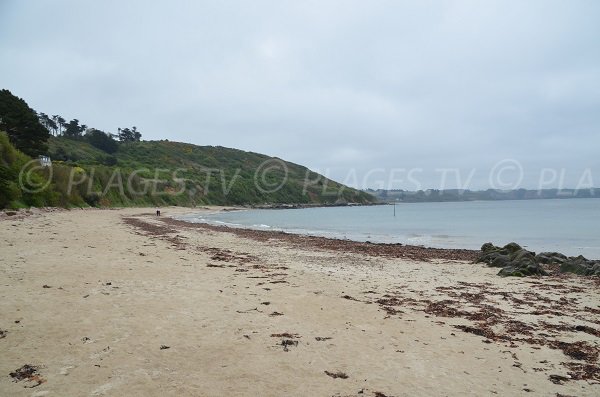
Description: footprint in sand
xmin=91 ymin=382 xmax=115 ymax=396
xmin=59 ymin=365 xmax=76 ymax=375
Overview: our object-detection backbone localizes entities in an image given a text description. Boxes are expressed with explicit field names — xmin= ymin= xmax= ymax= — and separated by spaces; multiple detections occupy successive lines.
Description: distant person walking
xmin=156 ymin=208 xmax=161 ymax=216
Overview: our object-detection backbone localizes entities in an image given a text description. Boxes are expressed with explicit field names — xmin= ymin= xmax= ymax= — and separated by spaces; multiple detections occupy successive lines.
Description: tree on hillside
xmin=132 ymin=126 xmax=141 ymax=141
xmin=38 ymin=112 xmax=58 ymax=136
xmin=64 ymin=118 xmax=86 ymax=138
xmin=46 ymin=114 xmax=58 ymax=135
xmin=0 ymin=89 xmax=50 ymax=156
xmin=85 ymin=129 xmax=119 ymax=153
xmin=118 ymin=126 xmax=142 ymax=142
xmin=52 ymin=115 xmax=66 ymax=135
xmin=59 ymin=118 xmax=67 ymax=135
xmin=38 ymin=112 xmax=49 ymax=129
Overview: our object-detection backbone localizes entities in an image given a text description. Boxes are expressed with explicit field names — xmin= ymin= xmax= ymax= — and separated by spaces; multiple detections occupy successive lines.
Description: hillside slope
xmin=45 ymin=137 xmax=374 ymax=207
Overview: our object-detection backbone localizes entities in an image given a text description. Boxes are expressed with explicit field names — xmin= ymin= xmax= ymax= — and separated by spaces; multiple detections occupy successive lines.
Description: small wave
xmin=406 ymin=235 xmax=432 ymax=245
xmin=211 ymin=220 xmax=243 ymax=227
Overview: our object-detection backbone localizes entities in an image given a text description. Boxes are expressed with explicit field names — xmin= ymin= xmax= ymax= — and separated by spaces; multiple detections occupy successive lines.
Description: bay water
xmin=178 ymin=198 xmax=600 ymax=259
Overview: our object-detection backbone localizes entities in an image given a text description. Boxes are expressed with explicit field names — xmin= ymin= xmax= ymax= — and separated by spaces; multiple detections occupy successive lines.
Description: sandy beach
xmin=1 ymin=207 xmax=599 ymax=396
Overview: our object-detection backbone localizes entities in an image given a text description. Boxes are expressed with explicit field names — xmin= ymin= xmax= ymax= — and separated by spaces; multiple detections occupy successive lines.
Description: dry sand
xmin=0 ymin=207 xmax=599 ymax=396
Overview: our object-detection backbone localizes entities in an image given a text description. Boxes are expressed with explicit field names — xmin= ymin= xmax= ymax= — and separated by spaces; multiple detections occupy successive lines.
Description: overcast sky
xmin=1 ymin=0 xmax=599 ymax=190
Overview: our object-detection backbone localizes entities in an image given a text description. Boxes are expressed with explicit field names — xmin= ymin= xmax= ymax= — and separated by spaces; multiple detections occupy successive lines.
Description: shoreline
xmin=161 ymin=216 xmax=480 ymax=262
xmin=161 ymin=217 xmax=600 ymax=275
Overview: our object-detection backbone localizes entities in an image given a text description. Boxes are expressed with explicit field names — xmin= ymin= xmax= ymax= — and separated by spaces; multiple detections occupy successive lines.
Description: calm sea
xmin=178 ymin=199 xmax=600 ymax=259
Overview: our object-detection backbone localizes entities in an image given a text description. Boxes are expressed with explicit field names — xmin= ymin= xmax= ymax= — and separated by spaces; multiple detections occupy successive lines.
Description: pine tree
xmin=64 ymin=119 xmax=82 ymax=138
xmin=0 ymin=89 xmax=50 ymax=157
xmin=118 ymin=126 xmax=142 ymax=142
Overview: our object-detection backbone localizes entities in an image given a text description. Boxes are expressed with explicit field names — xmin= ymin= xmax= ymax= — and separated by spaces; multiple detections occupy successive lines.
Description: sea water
xmin=178 ymin=198 xmax=600 ymax=259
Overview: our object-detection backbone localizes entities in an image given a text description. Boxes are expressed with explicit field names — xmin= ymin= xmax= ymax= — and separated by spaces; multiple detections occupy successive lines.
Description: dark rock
xmin=477 ymin=242 xmax=547 ymax=277
xmin=480 ymin=242 xmax=496 ymax=253
xmin=477 ymin=243 xmax=510 ymax=266
xmin=490 ymin=255 xmax=510 ymax=268
xmin=561 ymin=260 xmax=590 ymax=275
xmin=478 ymin=242 xmax=600 ymax=277
xmin=510 ymin=249 xmax=536 ymax=262
xmin=536 ymin=252 xmax=567 ymax=265
xmin=497 ymin=261 xmax=547 ymax=277
xmin=503 ymin=242 xmax=523 ymax=253
xmin=559 ymin=255 xmax=600 ymax=276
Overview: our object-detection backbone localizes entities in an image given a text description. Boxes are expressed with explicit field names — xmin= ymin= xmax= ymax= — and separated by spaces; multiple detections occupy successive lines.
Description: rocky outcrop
xmin=556 ymin=255 xmax=600 ymax=276
xmin=477 ymin=243 xmax=547 ymax=277
xmin=477 ymin=243 xmax=600 ymax=277
xmin=535 ymin=252 xmax=568 ymax=265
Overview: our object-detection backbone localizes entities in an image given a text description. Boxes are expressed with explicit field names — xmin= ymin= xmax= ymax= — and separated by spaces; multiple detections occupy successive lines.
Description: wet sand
xmin=0 ymin=207 xmax=599 ymax=396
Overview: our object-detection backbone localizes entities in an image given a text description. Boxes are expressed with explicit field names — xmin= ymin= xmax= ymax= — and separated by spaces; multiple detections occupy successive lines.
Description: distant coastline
xmin=244 ymin=201 xmax=385 ymax=210
xmin=367 ymin=188 xmax=600 ymax=203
